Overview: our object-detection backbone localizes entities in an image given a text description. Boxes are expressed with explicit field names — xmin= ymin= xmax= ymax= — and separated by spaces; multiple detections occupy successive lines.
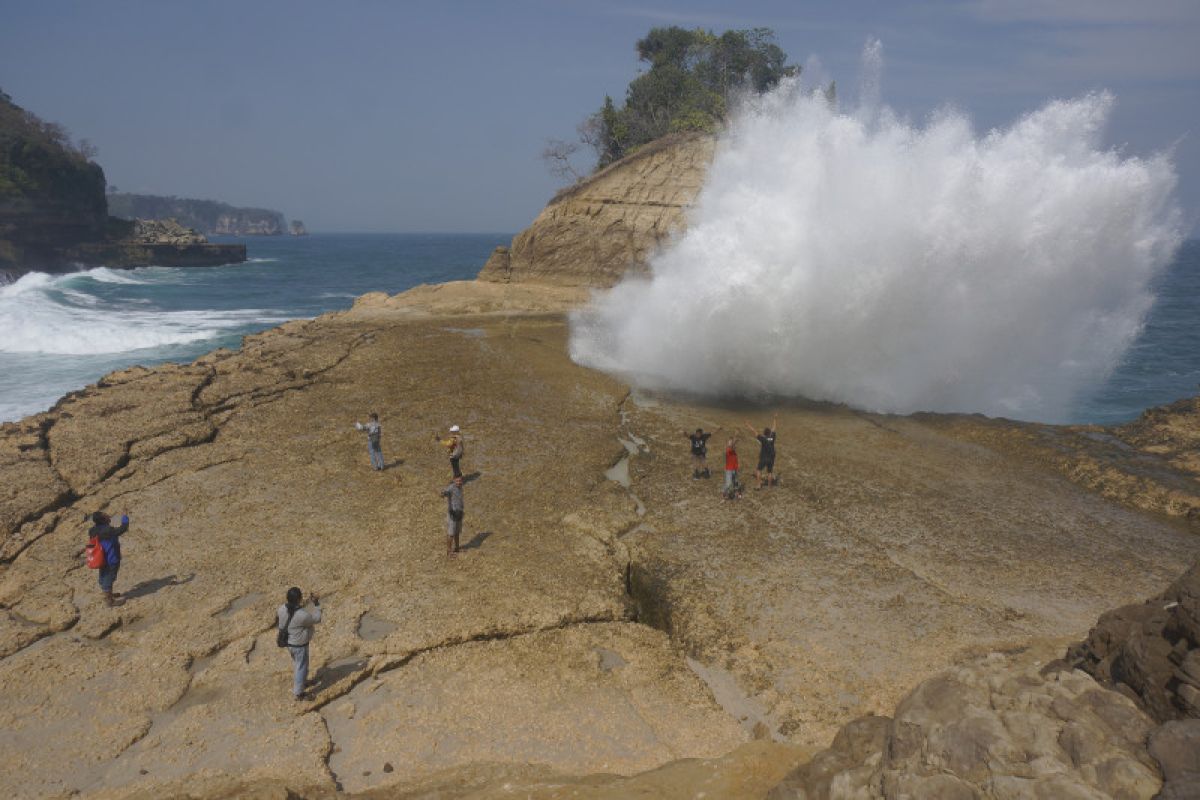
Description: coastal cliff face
xmin=0 ymin=92 xmax=108 ymax=271
xmin=478 ymin=133 xmax=715 ymax=287
xmin=108 ymin=193 xmax=287 ymax=236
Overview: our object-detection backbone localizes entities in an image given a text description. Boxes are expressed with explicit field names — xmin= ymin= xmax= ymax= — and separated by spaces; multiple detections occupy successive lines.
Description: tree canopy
xmin=583 ymin=26 xmax=799 ymax=169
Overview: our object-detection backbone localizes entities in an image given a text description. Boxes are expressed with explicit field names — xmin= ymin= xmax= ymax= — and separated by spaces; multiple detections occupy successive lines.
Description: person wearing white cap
xmin=444 ymin=425 xmax=464 ymax=478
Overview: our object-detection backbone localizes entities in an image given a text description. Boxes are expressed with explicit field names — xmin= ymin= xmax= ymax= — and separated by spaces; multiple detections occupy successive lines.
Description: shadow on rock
xmin=314 ymin=656 xmax=368 ymax=692
xmin=123 ymin=573 xmax=196 ymax=600
xmin=461 ymin=531 xmax=493 ymax=551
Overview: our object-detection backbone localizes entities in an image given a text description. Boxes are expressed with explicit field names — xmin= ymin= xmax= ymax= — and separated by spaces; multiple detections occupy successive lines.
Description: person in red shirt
xmin=723 ymin=437 xmax=742 ymax=500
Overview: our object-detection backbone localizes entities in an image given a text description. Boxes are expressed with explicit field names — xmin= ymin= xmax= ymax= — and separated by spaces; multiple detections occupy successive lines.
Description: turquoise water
xmin=0 ymin=233 xmax=508 ymax=422
xmin=0 ymin=234 xmax=1197 ymax=425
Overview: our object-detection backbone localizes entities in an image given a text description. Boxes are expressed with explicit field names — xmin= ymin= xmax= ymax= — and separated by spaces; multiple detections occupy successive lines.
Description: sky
xmin=1 ymin=0 xmax=1197 ymax=234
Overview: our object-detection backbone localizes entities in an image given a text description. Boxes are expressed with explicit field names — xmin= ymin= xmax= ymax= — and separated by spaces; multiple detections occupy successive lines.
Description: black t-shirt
xmin=756 ymin=432 xmax=777 ymax=459
xmin=688 ymin=432 xmax=712 ymax=455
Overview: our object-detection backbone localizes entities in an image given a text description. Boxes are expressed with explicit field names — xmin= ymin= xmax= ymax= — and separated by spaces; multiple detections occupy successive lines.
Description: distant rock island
xmin=290 ymin=219 xmax=308 ymax=236
xmin=107 ymin=192 xmax=287 ymax=236
xmin=0 ymin=89 xmax=244 ymax=279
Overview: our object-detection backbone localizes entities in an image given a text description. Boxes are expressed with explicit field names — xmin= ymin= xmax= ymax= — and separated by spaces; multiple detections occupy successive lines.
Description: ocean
xmin=0 ymin=233 xmax=508 ymax=423
xmin=0 ymin=234 xmax=1197 ymax=426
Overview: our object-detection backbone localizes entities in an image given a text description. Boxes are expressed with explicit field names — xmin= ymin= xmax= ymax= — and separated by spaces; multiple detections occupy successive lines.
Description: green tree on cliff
xmin=582 ymin=26 xmax=800 ymax=169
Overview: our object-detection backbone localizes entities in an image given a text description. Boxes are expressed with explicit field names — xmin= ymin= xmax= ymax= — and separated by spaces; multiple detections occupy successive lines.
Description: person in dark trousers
xmin=444 ymin=425 xmax=464 ymax=478
xmin=278 ymin=587 xmax=322 ymax=701
xmin=684 ymin=427 xmax=718 ymax=479
xmin=744 ymin=415 xmax=779 ymax=488
xmin=354 ymin=412 xmax=384 ymax=471
xmin=441 ymin=474 xmax=464 ymax=557
xmin=89 ymin=511 xmax=129 ymax=607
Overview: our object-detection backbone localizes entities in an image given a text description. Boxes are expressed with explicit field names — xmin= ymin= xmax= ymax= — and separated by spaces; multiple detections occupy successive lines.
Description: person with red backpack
xmin=87 ymin=511 xmax=129 ymax=607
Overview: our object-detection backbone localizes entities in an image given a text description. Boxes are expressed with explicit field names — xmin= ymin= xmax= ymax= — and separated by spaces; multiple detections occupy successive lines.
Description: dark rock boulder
xmin=1064 ymin=560 xmax=1200 ymax=721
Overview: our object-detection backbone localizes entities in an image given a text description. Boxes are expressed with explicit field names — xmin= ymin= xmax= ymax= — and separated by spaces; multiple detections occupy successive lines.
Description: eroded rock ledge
xmin=1 ymin=296 xmax=1198 ymax=799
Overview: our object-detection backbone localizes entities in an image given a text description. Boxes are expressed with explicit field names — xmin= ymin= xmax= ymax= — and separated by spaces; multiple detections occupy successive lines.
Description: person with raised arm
xmin=353 ymin=412 xmax=385 ymax=471
xmin=88 ymin=511 xmax=130 ymax=607
xmin=683 ymin=426 xmax=719 ymax=479
xmin=744 ymin=415 xmax=779 ymax=489
xmin=278 ymin=587 xmax=323 ymax=701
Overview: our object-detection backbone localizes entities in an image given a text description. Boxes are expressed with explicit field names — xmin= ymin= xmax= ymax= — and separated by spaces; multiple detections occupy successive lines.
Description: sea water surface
xmin=0 ymin=234 xmax=1197 ymax=425
xmin=0 ymin=233 xmax=508 ymax=422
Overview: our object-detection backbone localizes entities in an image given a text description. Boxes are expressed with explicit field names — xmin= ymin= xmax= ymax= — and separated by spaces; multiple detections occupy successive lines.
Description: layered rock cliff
xmin=478 ymin=133 xmax=715 ymax=287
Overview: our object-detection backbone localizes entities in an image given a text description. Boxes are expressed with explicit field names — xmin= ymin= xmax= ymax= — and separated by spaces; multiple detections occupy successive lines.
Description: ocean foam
xmin=0 ymin=268 xmax=286 ymax=355
xmin=569 ymin=42 xmax=1183 ymax=422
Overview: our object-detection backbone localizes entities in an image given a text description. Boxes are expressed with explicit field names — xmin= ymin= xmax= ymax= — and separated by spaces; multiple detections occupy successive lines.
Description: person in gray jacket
xmin=354 ymin=412 xmax=384 ymax=471
xmin=441 ymin=475 xmax=464 ymax=557
xmin=278 ymin=587 xmax=322 ymax=700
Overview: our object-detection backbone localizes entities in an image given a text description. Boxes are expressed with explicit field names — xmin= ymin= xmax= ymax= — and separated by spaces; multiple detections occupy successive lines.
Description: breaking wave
xmin=569 ymin=41 xmax=1183 ymax=422
xmin=0 ymin=268 xmax=288 ymax=355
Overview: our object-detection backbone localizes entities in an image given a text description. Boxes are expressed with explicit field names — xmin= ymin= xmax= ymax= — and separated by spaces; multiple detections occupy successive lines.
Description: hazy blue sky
xmin=2 ymin=0 xmax=1197 ymax=233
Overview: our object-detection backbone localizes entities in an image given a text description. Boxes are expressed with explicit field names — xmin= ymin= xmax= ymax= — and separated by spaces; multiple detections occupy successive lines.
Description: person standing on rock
xmin=354 ymin=412 xmax=385 ymax=471
xmin=684 ymin=427 xmax=717 ymax=479
xmin=443 ymin=425 xmax=464 ymax=478
xmin=745 ymin=416 xmax=779 ymax=488
xmin=723 ymin=438 xmax=742 ymax=500
xmin=89 ymin=511 xmax=130 ymax=606
xmin=278 ymin=587 xmax=322 ymax=701
xmin=441 ymin=475 xmax=465 ymax=556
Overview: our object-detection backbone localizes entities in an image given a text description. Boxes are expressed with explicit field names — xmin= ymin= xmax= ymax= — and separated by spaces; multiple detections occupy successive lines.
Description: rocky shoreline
xmin=0 ymin=280 xmax=1196 ymax=798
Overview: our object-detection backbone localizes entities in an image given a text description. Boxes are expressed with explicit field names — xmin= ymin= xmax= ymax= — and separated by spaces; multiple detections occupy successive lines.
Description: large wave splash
xmin=569 ymin=51 xmax=1183 ymax=421
xmin=0 ymin=268 xmax=286 ymax=355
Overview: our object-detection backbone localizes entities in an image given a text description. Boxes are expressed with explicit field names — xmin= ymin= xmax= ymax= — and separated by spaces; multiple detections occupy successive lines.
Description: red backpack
xmin=86 ymin=536 xmax=105 ymax=569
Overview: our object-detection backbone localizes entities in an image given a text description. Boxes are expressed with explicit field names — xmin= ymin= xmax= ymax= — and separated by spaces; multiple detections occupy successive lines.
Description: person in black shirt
xmin=744 ymin=415 xmax=778 ymax=488
xmin=683 ymin=427 xmax=718 ymax=479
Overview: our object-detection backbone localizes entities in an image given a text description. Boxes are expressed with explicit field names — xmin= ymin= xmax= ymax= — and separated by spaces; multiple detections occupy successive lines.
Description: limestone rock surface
xmin=2 ymin=293 xmax=1199 ymax=798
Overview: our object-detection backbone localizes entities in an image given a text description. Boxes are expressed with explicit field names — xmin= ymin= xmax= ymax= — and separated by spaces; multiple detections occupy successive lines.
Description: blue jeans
xmin=98 ymin=563 xmax=120 ymax=592
xmin=368 ymin=441 xmax=384 ymax=470
xmin=289 ymin=644 xmax=309 ymax=697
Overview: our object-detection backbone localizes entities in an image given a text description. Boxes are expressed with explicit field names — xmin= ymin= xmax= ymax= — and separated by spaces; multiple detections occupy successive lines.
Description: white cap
xmin=449 ymin=425 xmax=460 ymax=433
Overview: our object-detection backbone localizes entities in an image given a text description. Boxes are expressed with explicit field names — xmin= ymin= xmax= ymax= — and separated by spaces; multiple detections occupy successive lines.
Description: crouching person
xmin=278 ymin=587 xmax=322 ymax=701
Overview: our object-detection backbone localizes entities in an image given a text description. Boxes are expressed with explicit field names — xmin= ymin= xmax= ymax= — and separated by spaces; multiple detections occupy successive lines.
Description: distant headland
xmin=107 ymin=192 xmax=288 ymax=237
xmin=0 ymin=89 xmax=244 ymax=280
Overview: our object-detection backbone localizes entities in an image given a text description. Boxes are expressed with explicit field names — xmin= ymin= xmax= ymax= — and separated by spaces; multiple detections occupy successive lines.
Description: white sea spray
xmin=569 ymin=42 xmax=1183 ymax=422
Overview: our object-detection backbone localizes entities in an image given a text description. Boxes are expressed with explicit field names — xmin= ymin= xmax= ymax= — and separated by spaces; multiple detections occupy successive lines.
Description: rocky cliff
xmin=0 ymin=93 xmax=245 ymax=277
xmin=478 ymin=133 xmax=715 ymax=287
xmin=108 ymin=193 xmax=287 ymax=236
xmin=0 ymin=90 xmax=108 ymax=271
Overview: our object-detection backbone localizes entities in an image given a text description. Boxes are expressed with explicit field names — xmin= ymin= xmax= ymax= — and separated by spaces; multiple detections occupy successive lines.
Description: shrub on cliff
xmin=582 ymin=27 xmax=799 ymax=169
